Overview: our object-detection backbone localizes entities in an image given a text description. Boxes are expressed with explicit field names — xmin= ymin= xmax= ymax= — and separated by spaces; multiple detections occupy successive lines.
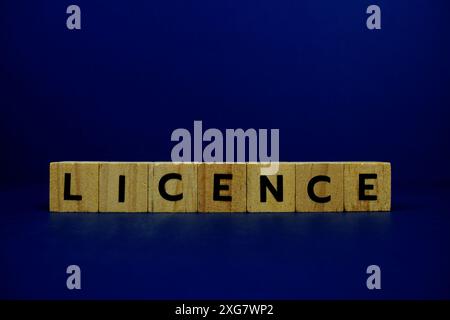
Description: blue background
xmin=1 ymin=0 xmax=449 ymax=299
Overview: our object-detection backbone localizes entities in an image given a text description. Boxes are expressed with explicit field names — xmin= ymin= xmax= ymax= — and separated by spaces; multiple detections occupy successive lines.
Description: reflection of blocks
xmin=296 ymin=162 xmax=344 ymax=212
xmin=49 ymin=162 xmax=99 ymax=212
xmin=198 ymin=163 xmax=246 ymax=212
xmin=153 ymin=162 xmax=197 ymax=212
xmin=344 ymin=162 xmax=391 ymax=212
xmin=247 ymin=163 xmax=295 ymax=212
xmin=49 ymin=161 xmax=391 ymax=213
xmin=99 ymin=162 xmax=149 ymax=213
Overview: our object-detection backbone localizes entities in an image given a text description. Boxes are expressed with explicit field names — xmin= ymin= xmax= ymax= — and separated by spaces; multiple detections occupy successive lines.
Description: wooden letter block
xmin=198 ymin=163 xmax=246 ymax=212
xmin=50 ymin=161 xmax=391 ymax=213
xmin=296 ymin=162 xmax=344 ymax=212
xmin=49 ymin=162 xmax=99 ymax=212
xmin=153 ymin=162 xmax=197 ymax=212
xmin=247 ymin=163 xmax=295 ymax=212
xmin=99 ymin=162 xmax=149 ymax=212
xmin=344 ymin=162 xmax=391 ymax=212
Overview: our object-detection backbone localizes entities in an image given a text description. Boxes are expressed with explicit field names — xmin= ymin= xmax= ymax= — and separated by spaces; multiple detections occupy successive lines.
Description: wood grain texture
xmin=148 ymin=163 xmax=154 ymax=212
xmin=247 ymin=162 xmax=295 ymax=212
xmin=50 ymin=161 xmax=391 ymax=213
xmin=296 ymin=162 xmax=344 ymax=212
xmin=49 ymin=162 xmax=99 ymax=212
xmin=153 ymin=162 xmax=197 ymax=212
xmin=198 ymin=163 xmax=246 ymax=212
xmin=344 ymin=162 xmax=391 ymax=212
xmin=99 ymin=162 xmax=149 ymax=212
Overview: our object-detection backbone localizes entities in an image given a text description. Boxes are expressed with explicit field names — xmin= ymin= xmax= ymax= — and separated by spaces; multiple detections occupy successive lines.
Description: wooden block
xmin=148 ymin=163 xmax=154 ymax=212
xmin=152 ymin=162 xmax=197 ymax=212
xmin=296 ymin=162 xmax=344 ymax=212
xmin=49 ymin=162 xmax=99 ymax=212
xmin=50 ymin=161 xmax=391 ymax=213
xmin=344 ymin=162 xmax=391 ymax=212
xmin=198 ymin=163 xmax=246 ymax=212
xmin=99 ymin=162 xmax=149 ymax=212
xmin=247 ymin=163 xmax=295 ymax=212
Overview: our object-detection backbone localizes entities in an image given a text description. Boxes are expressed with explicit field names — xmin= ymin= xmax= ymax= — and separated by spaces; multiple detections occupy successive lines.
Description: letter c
xmin=159 ymin=173 xmax=183 ymax=201
xmin=307 ymin=175 xmax=331 ymax=203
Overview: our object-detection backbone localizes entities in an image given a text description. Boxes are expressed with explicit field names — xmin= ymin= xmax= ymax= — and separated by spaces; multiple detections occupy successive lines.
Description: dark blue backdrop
xmin=1 ymin=0 xmax=449 ymax=299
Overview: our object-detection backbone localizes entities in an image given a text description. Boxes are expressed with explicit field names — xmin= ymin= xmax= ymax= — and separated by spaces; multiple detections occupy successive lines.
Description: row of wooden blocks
xmin=50 ymin=162 xmax=391 ymax=213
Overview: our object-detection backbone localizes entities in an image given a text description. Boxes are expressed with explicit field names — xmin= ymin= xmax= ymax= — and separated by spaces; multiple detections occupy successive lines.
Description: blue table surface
xmin=1 ymin=184 xmax=449 ymax=300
